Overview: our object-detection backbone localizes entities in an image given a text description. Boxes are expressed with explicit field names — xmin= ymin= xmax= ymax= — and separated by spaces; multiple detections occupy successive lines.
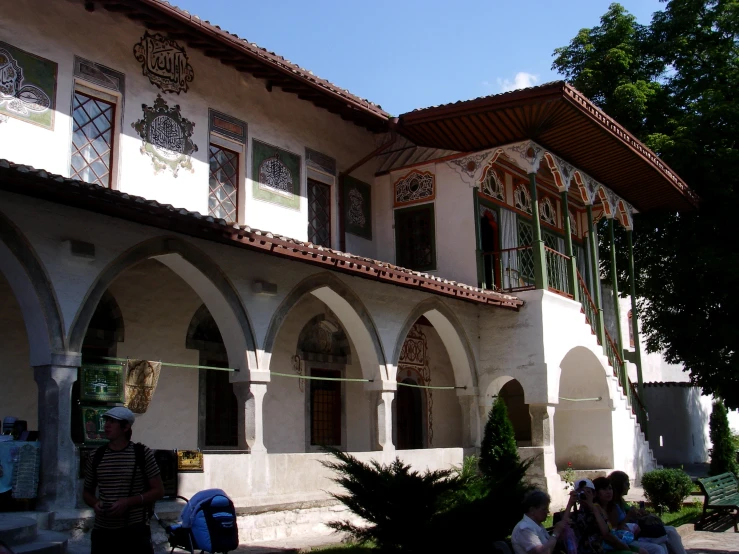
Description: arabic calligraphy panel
xmin=252 ymin=140 xmax=301 ymax=210
xmin=133 ymin=32 xmax=194 ymax=94
xmin=342 ymin=176 xmax=372 ymax=240
xmin=132 ymin=95 xmax=198 ymax=176
xmin=0 ymin=41 xmax=56 ymax=129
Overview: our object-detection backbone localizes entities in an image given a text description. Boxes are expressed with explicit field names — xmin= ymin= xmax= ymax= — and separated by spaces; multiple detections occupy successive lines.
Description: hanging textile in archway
xmin=398 ymin=324 xmax=433 ymax=446
xmin=125 ymin=360 xmax=162 ymax=413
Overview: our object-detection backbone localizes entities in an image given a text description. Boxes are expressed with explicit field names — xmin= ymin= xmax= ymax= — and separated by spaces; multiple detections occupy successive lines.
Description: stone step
xmin=0 ymin=515 xmax=38 ymax=545
xmin=9 ymin=530 xmax=68 ymax=554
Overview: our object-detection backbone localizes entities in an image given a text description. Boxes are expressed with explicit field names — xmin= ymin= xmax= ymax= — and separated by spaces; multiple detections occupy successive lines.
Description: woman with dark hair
xmin=607 ymin=471 xmax=685 ymax=554
xmin=590 ymin=477 xmax=647 ymax=554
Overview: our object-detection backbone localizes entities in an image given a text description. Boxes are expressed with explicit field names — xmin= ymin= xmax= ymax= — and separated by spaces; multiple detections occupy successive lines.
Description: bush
xmin=322 ymin=448 xmax=461 ymax=552
xmin=709 ymin=401 xmax=739 ymax=476
xmin=641 ymin=469 xmax=694 ymax=512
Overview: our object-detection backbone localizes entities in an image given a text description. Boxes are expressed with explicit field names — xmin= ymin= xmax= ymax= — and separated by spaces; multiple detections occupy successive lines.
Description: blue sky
xmin=173 ymin=0 xmax=663 ymax=115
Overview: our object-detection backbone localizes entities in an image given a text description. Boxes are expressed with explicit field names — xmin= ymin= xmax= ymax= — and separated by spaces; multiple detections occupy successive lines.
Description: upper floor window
xmin=207 ymin=110 xmax=247 ymax=223
xmin=208 ymin=144 xmax=239 ymax=223
xmin=70 ymin=88 xmax=116 ymax=187
xmin=394 ymin=170 xmax=435 ymax=207
xmin=481 ymin=166 xmax=504 ymax=201
xmin=514 ymin=183 xmax=532 ymax=214
xmin=307 ymin=178 xmax=331 ymax=247
xmin=395 ymin=203 xmax=436 ymax=271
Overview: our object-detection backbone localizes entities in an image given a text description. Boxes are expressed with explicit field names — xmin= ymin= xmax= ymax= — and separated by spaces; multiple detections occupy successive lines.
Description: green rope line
xmin=397 ymin=381 xmax=465 ymax=391
xmin=271 ymin=371 xmax=372 ymax=383
xmin=96 ymin=357 xmax=238 ymax=372
xmin=559 ymin=396 xmax=602 ymax=402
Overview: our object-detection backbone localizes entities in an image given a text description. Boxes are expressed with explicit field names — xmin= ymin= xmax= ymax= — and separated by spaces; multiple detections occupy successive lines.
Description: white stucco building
xmin=0 ymin=0 xmax=704 ymax=538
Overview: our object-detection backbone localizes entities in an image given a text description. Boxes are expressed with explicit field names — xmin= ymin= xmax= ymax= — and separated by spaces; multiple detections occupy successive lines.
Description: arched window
xmin=514 ymin=183 xmax=532 ymax=214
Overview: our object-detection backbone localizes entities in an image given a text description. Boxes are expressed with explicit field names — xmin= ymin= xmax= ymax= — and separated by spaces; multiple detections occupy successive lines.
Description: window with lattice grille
xmin=308 ymin=178 xmax=331 ymax=247
xmin=208 ymin=144 xmax=239 ymax=223
xmin=395 ymin=203 xmax=436 ymax=271
xmin=70 ymin=91 xmax=115 ymax=187
xmin=517 ymin=219 xmax=535 ymax=284
xmin=310 ymin=369 xmax=341 ymax=446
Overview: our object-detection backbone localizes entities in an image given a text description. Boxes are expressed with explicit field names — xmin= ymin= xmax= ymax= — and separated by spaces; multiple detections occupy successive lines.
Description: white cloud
xmin=495 ymin=72 xmax=540 ymax=93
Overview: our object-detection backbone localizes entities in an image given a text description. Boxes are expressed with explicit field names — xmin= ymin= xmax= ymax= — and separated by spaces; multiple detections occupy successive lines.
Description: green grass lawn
xmin=313 ymin=545 xmax=375 ymax=553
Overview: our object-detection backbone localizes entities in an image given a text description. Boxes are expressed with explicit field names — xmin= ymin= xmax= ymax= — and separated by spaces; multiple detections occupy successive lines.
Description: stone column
xmin=367 ymin=381 xmax=396 ymax=453
xmin=528 ymin=403 xmax=555 ymax=447
xmin=586 ymin=204 xmax=606 ymax=343
xmin=34 ymin=352 xmax=80 ymax=511
xmin=458 ymin=389 xmax=482 ymax=448
xmin=233 ymin=376 xmax=268 ymax=454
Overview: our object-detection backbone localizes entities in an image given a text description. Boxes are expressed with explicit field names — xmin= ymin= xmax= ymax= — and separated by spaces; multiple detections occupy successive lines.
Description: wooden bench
xmin=697 ymin=473 xmax=739 ymax=532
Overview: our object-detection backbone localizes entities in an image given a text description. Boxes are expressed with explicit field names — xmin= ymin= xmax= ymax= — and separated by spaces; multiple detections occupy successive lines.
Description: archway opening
xmin=499 ymin=379 xmax=531 ymax=445
xmin=393 ymin=316 xmax=464 ymax=449
xmin=75 ymin=259 xmax=241 ymax=451
xmin=554 ymin=347 xmax=614 ymax=471
xmin=397 ymin=378 xmax=425 ymax=450
xmin=186 ymin=304 xmax=237 ymax=448
xmin=0 ymin=270 xmax=36 ymax=429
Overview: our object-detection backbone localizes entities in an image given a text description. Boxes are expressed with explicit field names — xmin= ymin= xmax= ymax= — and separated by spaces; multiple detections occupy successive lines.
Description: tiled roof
xmin=0 ymin=160 xmax=522 ymax=310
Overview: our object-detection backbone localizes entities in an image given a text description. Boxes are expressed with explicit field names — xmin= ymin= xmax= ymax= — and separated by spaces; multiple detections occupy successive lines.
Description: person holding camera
xmin=83 ymin=407 xmax=165 ymax=554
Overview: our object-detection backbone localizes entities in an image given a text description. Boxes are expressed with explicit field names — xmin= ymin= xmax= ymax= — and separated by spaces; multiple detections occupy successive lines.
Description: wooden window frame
xmin=307 ymin=174 xmax=333 ymax=248
xmin=208 ymin=140 xmax=241 ymax=224
xmin=69 ymin=83 xmax=119 ymax=189
xmin=394 ymin=202 xmax=437 ymax=272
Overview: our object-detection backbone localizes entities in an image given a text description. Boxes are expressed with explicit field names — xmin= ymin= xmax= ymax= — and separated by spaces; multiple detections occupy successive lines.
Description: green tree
xmin=479 ymin=396 xmax=520 ymax=479
xmin=553 ymin=1 xmax=739 ymax=408
xmin=709 ymin=401 xmax=738 ymax=476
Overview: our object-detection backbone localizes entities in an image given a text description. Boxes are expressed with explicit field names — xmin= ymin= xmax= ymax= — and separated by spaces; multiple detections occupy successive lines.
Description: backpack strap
xmin=89 ymin=445 xmax=107 ymax=487
xmin=131 ymin=442 xmax=153 ymax=522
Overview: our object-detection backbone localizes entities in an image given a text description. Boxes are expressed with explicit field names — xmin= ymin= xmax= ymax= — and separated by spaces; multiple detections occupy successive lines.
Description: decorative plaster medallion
xmin=132 ymin=95 xmax=198 ymax=176
xmin=481 ymin=166 xmax=504 ymax=201
xmin=347 ymin=188 xmax=366 ymax=227
xmin=394 ymin=170 xmax=434 ymax=205
xmin=258 ymin=155 xmax=293 ymax=196
xmin=504 ymin=141 xmax=545 ymax=174
xmin=540 ymin=197 xmax=556 ymax=225
xmin=514 ymin=183 xmax=532 ymax=214
xmin=133 ymin=32 xmax=194 ymax=94
xmin=0 ymin=48 xmax=51 ymax=117
xmin=447 ymin=151 xmax=498 ymax=184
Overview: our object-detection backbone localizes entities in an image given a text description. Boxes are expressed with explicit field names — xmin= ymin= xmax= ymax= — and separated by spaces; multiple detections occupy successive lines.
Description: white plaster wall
xmin=0 ymin=0 xmax=378 ymax=250
xmin=377 ymin=162 xmax=479 ymax=286
xmin=644 ymin=385 xmax=712 ymax=465
xmin=108 ymin=259 xmax=202 ymax=450
xmin=0 ymin=272 xmax=37 ymax=428
xmin=175 ymin=448 xmax=465 ymax=506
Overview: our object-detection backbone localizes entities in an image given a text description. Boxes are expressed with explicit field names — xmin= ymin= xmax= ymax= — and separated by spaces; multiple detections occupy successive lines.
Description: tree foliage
xmin=479 ymin=396 xmax=520 ymax=478
xmin=553 ymin=1 xmax=739 ymax=408
xmin=709 ymin=401 xmax=738 ymax=476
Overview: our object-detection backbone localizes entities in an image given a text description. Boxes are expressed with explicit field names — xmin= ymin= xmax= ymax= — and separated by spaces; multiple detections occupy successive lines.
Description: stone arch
xmin=392 ymin=297 xmax=477 ymax=389
xmin=554 ymin=346 xmax=614 ymax=470
xmin=68 ymin=236 xmax=257 ymax=372
xmin=262 ymin=272 xmax=387 ymax=381
xmin=0 ymin=209 xmax=65 ymax=365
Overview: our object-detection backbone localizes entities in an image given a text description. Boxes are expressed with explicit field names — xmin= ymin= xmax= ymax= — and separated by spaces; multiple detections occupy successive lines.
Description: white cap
xmin=103 ymin=406 xmax=135 ymax=425
xmin=577 ymin=478 xmax=595 ymax=490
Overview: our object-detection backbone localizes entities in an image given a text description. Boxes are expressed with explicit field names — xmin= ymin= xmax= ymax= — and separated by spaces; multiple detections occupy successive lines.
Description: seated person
xmin=608 ymin=471 xmax=685 ymax=554
xmin=591 ymin=477 xmax=648 ymax=554
xmin=512 ymin=489 xmax=575 ymax=554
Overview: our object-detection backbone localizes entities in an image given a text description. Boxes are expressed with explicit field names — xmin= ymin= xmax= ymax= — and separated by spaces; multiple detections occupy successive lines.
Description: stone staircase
xmin=0 ymin=514 xmax=69 ymax=553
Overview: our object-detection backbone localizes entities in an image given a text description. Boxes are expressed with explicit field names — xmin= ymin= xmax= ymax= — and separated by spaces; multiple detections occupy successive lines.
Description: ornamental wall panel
xmin=393 ymin=170 xmax=435 ymax=207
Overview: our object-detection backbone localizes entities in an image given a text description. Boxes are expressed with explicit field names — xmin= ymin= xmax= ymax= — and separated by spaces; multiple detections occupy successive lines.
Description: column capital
xmin=34 ymin=351 xmax=82 ymax=369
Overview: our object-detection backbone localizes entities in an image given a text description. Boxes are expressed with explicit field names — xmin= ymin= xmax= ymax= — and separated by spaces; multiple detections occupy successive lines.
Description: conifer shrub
xmin=641 ymin=469 xmax=694 ymax=512
xmin=709 ymin=401 xmax=739 ymax=476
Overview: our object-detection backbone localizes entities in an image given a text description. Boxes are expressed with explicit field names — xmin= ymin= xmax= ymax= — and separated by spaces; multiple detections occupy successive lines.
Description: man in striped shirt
xmin=83 ymin=407 xmax=165 ymax=554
